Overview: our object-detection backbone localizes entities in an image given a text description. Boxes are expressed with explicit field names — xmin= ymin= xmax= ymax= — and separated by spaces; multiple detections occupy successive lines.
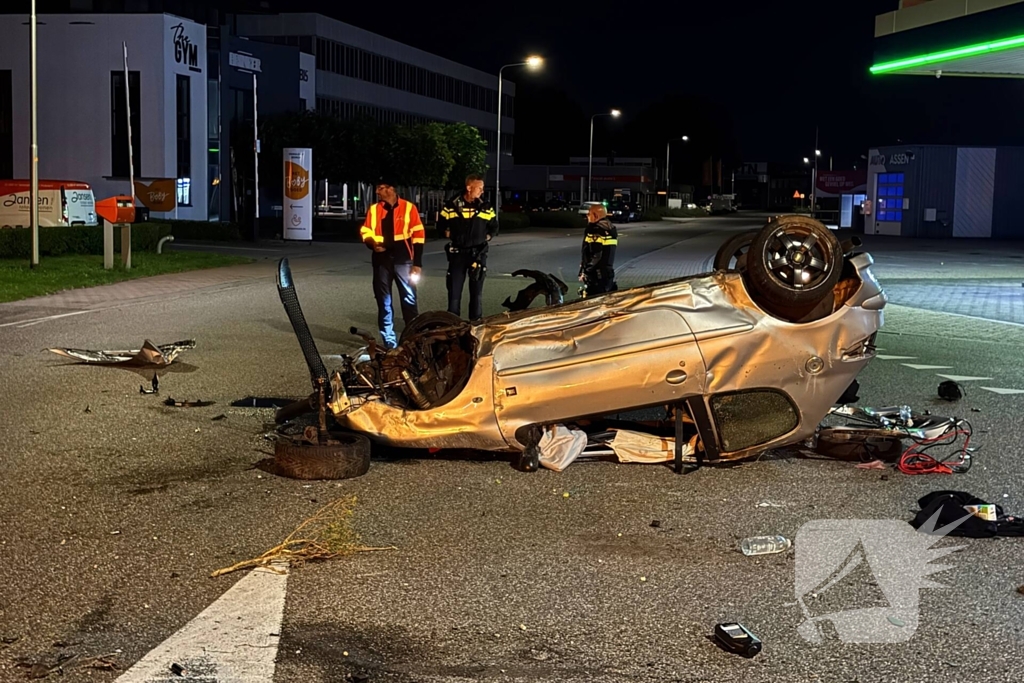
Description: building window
xmin=176 ymin=74 xmax=192 ymax=206
xmin=0 ymin=71 xmax=11 ymax=179
xmin=110 ymin=70 xmax=141 ymax=178
xmin=877 ymin=172 xmax=904 ymax=222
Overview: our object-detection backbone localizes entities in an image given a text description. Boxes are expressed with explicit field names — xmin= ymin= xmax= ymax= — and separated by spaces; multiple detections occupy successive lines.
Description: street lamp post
xmin=811 ymin=125 xmax=820 ymax=211
xmin=588 ymin=109 xmax=620 ymax=201
xmin=495 ymin=56 xmax=542 ymax=214
xmin=29 ymin=0 xmax=39 ymax=267
xmin=665 ymin=135 xmax=689 ymax=195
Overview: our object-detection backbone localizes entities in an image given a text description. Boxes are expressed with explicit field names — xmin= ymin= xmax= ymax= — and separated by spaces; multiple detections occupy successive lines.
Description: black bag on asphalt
xmin=938 ymin=380 xmax=964 ymax=401
xmin=910 ymin=490 xmax=1024 ymax=538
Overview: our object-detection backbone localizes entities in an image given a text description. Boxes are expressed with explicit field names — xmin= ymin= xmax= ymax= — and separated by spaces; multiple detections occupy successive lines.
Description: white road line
xmin=902 ymin=364 xmax=954 ymax=370
xmin=936 ymin=374 xmax=994 ymax=382
xmin=876 ymin=355 xmax=918 ymax=360
xmin=115 ymin=564 xmax=288 ymax=683
xmin=980 ymin=387 xmax=1024 ymax=395
xmin=0 ymin=309 xmax=98 ymax=329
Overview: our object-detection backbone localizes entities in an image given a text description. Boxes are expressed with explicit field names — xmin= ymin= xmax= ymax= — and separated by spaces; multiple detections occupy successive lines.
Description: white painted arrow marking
xmin=936 ymin=374 xmax=994 ymax=382
xmin=980 ymin=387 xmax=1024 ymax=395
xmin=116 ymin=564 xmax=288 ymax=683
xmin=876 ymin=355 xmax=918 ymax=360
xmin=901 ymin=364 xmax=954 ymax=370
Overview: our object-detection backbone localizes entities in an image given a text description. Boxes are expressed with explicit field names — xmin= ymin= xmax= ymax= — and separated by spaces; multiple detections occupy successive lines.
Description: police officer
xmin=438 ymin=174 xmax=497 ymax=321
xmin=359 ymin=179 xmax=426 ymax=350
xmin=579 ymin=204 xmax=618 ymax=296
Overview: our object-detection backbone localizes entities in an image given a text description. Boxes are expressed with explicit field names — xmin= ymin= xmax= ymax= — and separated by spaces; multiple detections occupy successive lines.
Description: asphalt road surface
xmin=2 ymin=216 xmax=1024 ymax=683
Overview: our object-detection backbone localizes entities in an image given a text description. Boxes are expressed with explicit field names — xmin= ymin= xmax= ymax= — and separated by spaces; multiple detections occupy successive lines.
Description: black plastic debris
xmin=170 ymin=662 xmax=186 ymax=676
xmin=164 ymin=398 xmax=215 ymax=408
xmin=938 ymin=380 xmax=964 ymax=401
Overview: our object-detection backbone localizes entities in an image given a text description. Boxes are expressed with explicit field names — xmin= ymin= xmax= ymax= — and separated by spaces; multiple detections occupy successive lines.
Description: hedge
xmin=495 ymin=213 xmax=530 ymax=231
xmin=641 ymin=206 xmax=710 ymax=221
xmin=0 ymin=222 xmax=172 ymax=259
xmin=528 ymin=211 xmax=587 ymax=230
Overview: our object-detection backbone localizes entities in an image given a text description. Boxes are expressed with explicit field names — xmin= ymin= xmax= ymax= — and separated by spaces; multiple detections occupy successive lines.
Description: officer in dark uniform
xmin=579 ymin=204 xmax=618 ymax=296
xmin=438 ymin=173 xmax=498 ymax=321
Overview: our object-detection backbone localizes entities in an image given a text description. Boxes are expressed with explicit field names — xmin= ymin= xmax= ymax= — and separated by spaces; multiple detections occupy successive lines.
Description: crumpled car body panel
xmin=334 ymin=253 xmax=885 ymax=460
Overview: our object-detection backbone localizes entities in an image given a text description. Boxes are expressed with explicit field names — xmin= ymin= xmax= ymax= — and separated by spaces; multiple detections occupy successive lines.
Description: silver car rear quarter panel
xmin=337 ymin=254 xmax=885 ymax=456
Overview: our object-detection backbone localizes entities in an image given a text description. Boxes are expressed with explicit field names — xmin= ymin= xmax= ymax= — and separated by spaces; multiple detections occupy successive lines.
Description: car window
xmin=709 ymin=389 xmax=799 ymax=452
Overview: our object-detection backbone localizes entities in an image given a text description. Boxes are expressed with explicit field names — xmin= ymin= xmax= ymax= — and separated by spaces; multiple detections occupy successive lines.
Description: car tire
xmin=713 ymin=230 xmax=758 ymax=271
xmin=400 ymin=310 xmax=465 ymax=344
xmin=744 ymin=216 xmax=842 ymax=315
xmin=273 ymin=432 xmax=371 ymax=480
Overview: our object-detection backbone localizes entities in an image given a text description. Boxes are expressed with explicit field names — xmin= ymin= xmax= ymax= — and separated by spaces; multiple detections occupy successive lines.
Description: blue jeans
xmin=372 ymin=258 xmax=418 ymax=349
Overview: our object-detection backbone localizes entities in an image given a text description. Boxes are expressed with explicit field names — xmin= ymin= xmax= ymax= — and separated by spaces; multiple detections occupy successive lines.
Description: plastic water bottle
xmin=740 ymin=535 xmax=792 ymax=556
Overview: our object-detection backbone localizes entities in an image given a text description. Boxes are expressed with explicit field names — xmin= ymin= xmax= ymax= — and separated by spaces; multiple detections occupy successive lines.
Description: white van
xmin=0 ymin=180 xmax=98 ymax=228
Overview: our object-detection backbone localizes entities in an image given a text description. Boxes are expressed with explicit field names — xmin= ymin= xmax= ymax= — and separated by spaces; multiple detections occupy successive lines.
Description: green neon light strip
xmin=871 ymin=32 xmax=1024 ymax=74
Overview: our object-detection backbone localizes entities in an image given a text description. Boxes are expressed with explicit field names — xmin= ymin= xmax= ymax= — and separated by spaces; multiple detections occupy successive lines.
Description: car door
xmin=491 ymin=307 xmax=707 ymax=445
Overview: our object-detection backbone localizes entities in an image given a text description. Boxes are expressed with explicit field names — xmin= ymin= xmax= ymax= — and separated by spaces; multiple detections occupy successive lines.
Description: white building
xmin=0 ymin=13 xmax=209 ymax=220
xmin=232 ymin=12 xmax=514 ymax=167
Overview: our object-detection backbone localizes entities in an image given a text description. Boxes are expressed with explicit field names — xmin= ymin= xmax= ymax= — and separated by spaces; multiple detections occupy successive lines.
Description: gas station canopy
xmin=872 ymin=0 xmax=1024 ymax=78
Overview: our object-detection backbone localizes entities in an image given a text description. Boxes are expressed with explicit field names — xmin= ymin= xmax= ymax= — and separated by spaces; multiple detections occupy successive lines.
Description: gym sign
xmin=171 ymin=22 xmax=202 ymax=73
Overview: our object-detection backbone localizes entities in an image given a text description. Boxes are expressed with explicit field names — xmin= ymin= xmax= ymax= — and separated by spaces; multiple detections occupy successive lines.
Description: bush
xmin=0 ymin=222 xmax=172 ymax=259
xmin=165 ymin=219 xmax=243 ymax=242
xmin=529 ymin=211 xmax=587 ymax=230
xmin=641 ymin=206 xmax=709 ymax=221
xmin=496 ymin=212 xmax=530 ymax=232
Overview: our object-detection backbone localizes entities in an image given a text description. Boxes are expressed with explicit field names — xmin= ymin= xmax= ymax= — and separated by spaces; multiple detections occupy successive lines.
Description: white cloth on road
xmin=610 ymin=429 xmax=696 ymax=463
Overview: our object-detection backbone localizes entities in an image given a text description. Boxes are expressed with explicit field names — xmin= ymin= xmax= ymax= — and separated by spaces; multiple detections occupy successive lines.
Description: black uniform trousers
xmin=446 ymin=247 xmax=486 ymax=321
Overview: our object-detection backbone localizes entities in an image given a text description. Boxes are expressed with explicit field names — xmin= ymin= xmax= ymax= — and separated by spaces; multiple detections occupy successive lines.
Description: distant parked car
xmin=609 ymin=201 xmax=640 ymax=223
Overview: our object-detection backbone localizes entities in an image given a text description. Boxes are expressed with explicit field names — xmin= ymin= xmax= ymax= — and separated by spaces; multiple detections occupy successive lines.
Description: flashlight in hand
xmin=410 ymin=271 xmax=421 ymax=284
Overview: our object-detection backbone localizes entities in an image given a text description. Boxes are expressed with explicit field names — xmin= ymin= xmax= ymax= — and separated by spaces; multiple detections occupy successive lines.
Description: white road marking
xmin=980 ymin=387 xmax=1024 ymax=395
xmin=901 ymin=364 xmax=954 ymax=370
xmin=876 ymin=355 xmax=918 ymax=360
xmin=115 ymin=564 xmax=288 ymax=683
xmin=936 ymin=374 xmax=994 ymax=382
xmin=0 ymin=309 xmax=98 ymax=329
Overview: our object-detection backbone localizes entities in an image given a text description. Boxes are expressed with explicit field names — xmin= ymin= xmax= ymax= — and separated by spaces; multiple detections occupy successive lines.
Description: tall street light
xmin=665 ymin=135 xmax=689 ymax=195
xmin=29 ymin=0 xmax=39 ymax=267
xmin=588 ymin=109 xmax=620 ymax=201
xmin=810 ymin=125 xmax=820 ymax=211
xmin=495 ymin=55 xmax=542 ymax=214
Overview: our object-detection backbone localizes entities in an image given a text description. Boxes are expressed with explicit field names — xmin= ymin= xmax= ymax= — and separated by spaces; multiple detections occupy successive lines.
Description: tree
xmin=387 ymin=122 xmax=454 ymax=189
xmin=441 ymin=122 xmax=488 ymax=190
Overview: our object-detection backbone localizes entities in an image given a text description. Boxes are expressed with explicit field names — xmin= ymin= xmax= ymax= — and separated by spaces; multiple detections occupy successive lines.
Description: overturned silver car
xmin=275 ymin=216 xmax=885 ymax=476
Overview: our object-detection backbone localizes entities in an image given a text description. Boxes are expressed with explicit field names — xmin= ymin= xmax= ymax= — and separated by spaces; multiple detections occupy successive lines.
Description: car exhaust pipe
xmin=840 ymin=236 xmax=862 ymax=254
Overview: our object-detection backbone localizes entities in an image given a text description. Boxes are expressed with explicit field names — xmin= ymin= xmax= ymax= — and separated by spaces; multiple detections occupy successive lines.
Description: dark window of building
xmin=110 ymin=70 xmax=141 ymax=178
xmin=176 ymin=74 xmax=192 ymax=206
xmin=0 ymin=71 xmax=12 ymax=179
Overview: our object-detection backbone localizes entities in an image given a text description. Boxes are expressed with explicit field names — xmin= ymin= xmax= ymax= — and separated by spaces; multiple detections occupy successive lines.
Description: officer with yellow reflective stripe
xmin=438 ymin=173 xmax=498 ymax=321
xmin=579 ymin=204 xmax=618 ymax=296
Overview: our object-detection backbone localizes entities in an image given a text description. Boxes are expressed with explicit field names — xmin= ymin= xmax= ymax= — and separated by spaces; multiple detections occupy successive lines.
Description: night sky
xmin=289 ymin=0 xmax=1024 ymax=176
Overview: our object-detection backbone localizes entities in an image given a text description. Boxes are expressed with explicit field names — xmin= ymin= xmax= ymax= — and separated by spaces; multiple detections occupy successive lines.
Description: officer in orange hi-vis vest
xmin=359 ymin=179 xmax=426 ymax=350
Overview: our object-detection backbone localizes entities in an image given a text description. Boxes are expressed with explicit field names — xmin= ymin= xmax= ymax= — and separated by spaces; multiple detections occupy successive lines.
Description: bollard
xmin=103 ymin=219 xmax=114 ymax=270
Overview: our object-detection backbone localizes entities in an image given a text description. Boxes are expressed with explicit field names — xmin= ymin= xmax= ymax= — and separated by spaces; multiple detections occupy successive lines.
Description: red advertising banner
xmin=815 ymin=170 xmax=867 ymax=198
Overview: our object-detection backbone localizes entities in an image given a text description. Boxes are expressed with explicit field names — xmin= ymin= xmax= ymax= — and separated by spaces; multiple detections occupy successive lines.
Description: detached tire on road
xmin=714 ymin=230 xmax=758 ymax=271
xmin=744 ymin=216 xmax=842 ymax=317
xmin=273 ymin=432 xmax=371 ymax=480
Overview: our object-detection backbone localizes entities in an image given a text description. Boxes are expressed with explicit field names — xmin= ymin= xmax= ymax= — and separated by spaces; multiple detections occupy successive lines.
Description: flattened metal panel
xmin=954 ymin=147 xmax=996 ymax=237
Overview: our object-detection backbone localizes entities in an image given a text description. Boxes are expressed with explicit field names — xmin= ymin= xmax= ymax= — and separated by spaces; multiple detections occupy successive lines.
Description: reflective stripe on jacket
xmin=359 ymin=199 xmax=426 ymax=245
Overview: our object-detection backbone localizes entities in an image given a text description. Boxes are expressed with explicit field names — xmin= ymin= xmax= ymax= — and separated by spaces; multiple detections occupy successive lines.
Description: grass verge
xmin=0 ymin=251 xmax=253 ymax=303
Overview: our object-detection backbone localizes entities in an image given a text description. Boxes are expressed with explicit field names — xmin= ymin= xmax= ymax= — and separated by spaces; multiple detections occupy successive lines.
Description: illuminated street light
xmin=588 ymin=109 xmax=623 ymax=201
xmin=803 ymin=157 xmax=810 ymax=164
xmin=495 ymin=56 xmax=544 ymax=214
xmin=665 ymin=135 xmax=690 ymax=194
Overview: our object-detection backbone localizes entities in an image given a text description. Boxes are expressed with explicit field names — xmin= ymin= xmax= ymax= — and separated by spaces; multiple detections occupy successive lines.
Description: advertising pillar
xmin=283 ymin=148 xmax=313 ymax=241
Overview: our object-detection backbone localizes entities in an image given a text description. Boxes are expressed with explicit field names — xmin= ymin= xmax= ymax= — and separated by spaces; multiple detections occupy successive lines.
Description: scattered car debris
xmin=910 ymin=490 xmax=1024 ymax=538
xmin=83 ymin=405 xmax=91 ymax=414
xmin=938 ymin=380 xmax=964 ymax=401
xmin=755 ymin=501 xmax=784 ymax=508
xmin=537 ymin=425 xmax=587 ymax=472
xmin=48 ymin=339 xmax=195 ymax=368
xmin=164 ymin=398 xmax=215 ymax=408
xmin=650 ymin=520 xmax=662 ymax=528
xmin=1017 ymin=585 xmax=1024 ymax=596
xmin=501 ymin=269 xmax=569 ymax=311
xmin=714 ymin=622 xmax=762 ymax=658
xmin=170 ymin=662 xmax=187 ymax=676
xmin=1 ymin=635 xmax=20 ymax=645
xmin=855 ymin=459 xmax=888 ymax=470
xmin=140 ymin=375 xmax=159 ymax=395
xmin=232 ymin=396 xmax=297 ymax=409
xmin=212 ymin=414 xmax=227 ymax=421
